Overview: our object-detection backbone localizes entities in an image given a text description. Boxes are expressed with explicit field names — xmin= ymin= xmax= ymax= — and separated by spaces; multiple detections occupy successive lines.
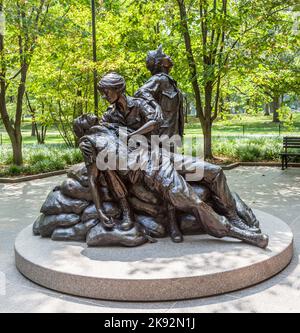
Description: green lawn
xmin=184 ymin=113 xmax=300 ymax=137
xmin=0 ymin=123 xmax=65 ymax=145
xmin=2 ymin=114 xmax=299 ymax=145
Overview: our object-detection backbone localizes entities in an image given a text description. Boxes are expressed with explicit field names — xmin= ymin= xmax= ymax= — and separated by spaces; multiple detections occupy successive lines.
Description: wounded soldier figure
xmin=74 ymin=111 xmax=268 ymax=249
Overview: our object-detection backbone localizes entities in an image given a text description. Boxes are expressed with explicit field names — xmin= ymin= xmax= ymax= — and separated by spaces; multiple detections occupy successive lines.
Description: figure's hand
xmin=79 ymin=141 xmax=93 ymax=159
xmin=97 ymin=209 xmax=115 ymax=229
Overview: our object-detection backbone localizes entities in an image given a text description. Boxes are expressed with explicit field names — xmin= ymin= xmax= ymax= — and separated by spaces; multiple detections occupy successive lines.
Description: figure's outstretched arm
xmin=128 ymin=120 xmax=158 ymax=137
xmin=129 ymin=101 xmax=163 ymax=137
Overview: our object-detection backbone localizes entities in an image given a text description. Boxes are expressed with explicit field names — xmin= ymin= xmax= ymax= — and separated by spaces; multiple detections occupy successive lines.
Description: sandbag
xmin=178 ymin=213 xmax=204 ymax=235
xmin=130 ymin=184 xmax=159 ymax=205
xmin=52 ymin=219 xmax=98 ymax=241
xmin=81 ymin=202 xmax=121 ymax=222
xmin=61 ymin=178 xmax=93 ymax=201
xmin=135 ymin=214 xmax=166 ymax=238
xmin=67 ymin=163 xmax=89 ymax=187
xmin=86 ymin=223 xmax=147 ymax=247
xmin=40 ymin=189 xmax=89 ymax=215
xmin=38 ymin=213 xmax=81 ymax=237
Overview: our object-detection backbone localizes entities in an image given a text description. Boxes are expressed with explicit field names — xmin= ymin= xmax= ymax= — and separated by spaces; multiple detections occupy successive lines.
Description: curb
xmin=222 ymin=162 xmax=300 ymax=169
xmin=0 ymin=170 xmax=67 ymax=184
xmin=221 ymin=162 xmax=240 ymax=170
xmin=240 ymin=162 xmax=300 ymax=168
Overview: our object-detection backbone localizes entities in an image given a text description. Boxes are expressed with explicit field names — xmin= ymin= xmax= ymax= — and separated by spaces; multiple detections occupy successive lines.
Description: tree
xmin=25 ymin=0 xmax=95 ymax=147
xmin=2 ymin=0 xmax=298 ymax=163
xmin=175 ymin=0 xmax=297 ymax=158
xmin=0 ymin=0 xmax=52 ymax=164
xmin=25 ymin=91 xmax=48 ymax=144
xmin=232 ymin=4 xmax=300 ymax=123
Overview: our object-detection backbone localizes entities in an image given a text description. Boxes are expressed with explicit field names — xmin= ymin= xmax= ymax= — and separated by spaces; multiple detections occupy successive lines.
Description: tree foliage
xmin=0 ymin=0 xmax=299 ymax=164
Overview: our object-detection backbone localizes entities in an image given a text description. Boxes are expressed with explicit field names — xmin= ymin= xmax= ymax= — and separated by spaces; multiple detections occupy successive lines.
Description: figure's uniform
xmin=135 ymin=73 xmax=184 ymax=138
xmin=101 ymin=96 xmax=163 ymax=136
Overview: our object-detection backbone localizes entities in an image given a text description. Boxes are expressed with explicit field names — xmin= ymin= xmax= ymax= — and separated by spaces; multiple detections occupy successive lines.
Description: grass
xmin=1 ymin=114 xmax=300 ymax=176
xmin=184 ymin=113 xmax=300 ymax=137
xmin=1 ymin=114 xmax=300 ymax=144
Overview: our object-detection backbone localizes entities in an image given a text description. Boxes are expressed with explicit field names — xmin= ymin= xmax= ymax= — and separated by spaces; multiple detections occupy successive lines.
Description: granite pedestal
xmin=15 ymin=210 xmax=293 ymax=301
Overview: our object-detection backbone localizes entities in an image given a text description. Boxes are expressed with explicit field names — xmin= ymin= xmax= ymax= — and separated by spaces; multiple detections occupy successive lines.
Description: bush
xmin=212 ymin=136 xmax=282 ymax=162
xmin=235 ymin=144 xmax=262 ymax=161
xmin=7 ymin=165 xmax=23 ymax=176
xmin=0 ymin=144 xmax=83 ymax=177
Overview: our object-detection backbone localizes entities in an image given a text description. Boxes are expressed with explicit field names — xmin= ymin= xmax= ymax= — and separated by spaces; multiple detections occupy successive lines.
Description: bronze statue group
xmin=34 ymin=46 xmax=269 ymax=249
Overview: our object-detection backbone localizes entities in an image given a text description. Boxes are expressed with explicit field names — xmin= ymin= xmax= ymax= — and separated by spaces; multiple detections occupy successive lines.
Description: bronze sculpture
xmin=33 ymin=52 xmax=269 ymax=250
xmin=135 ymin=45 xmax=184 ymax=138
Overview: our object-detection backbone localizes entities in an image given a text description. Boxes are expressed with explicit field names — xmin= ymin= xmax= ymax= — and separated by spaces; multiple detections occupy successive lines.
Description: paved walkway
xmin=0 ymin=167 xmax=300 ymax=313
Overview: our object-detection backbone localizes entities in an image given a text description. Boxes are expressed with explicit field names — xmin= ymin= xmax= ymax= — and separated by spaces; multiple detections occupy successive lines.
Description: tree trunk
xmin=203 ymin=80 xmax=214 ymax=159
xmin=91 ymin=0 xmax=98 ymax=115
xmin=185 ymin=100 xmax=189 ymax=124
xmin=272 ymin=96 xmax=281 ymax=123
xmin=11 ymin=133 xmax=23 ymax=165
xmin=264 ymin=103 xmax=270 ymax=116
xmin=12 ymin=64 xmax=28 ymax=165
xmin=0 ymin=13 xmax=23 ymax=165
xmin=203 ymin=120 xmax=213 ymax=160
xmin=176 ymin=0 xmax=204 ymax=124
xmin=31 ymin=119 xmax=36 ymax=136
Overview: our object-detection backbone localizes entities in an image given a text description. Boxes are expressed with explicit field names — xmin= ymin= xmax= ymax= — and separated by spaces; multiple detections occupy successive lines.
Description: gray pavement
xmin=0 ymin=167 xmax=300 ymax=313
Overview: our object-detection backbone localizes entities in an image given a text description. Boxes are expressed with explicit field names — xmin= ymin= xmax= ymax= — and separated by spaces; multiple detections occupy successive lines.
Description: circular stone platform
xmin=15 ymin=210 xmax=293 ymax=301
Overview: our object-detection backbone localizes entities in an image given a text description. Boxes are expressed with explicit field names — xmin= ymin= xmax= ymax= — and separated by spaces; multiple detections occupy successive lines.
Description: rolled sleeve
xmin=140 ymin=101 xmax=163 ymax=127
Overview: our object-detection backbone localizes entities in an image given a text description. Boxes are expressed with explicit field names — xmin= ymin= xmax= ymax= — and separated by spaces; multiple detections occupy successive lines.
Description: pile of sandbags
xmin=33 ymin=163 xmax=210 ymax=247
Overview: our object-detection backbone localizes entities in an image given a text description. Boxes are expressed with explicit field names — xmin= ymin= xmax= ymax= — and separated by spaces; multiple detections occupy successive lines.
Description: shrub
xmin=212 ymin=136 xmax=282 ymax=162
xmin=0 ymin=144 xmax=83 ymax=177
xmin=7 ymin=165 xmax=22 ymax=176
xmin=235 ymin=144 xmax=262 ymax=161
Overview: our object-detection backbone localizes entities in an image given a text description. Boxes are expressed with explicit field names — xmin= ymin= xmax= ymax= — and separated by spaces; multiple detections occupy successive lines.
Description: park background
xmin=0 ymin=0 xmax=299 ymax=177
